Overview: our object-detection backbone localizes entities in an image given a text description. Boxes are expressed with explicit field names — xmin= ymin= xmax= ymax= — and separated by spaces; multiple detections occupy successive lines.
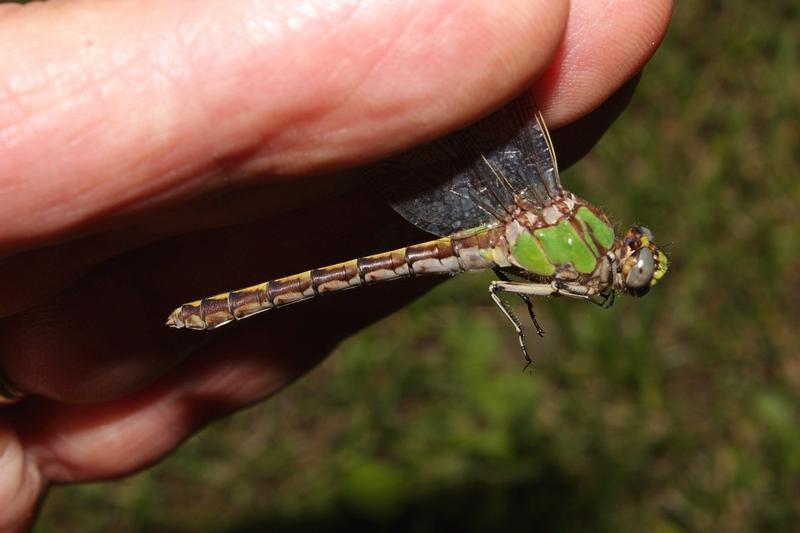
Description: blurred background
xmin=39 ymin=1 xmax=799 ymax=531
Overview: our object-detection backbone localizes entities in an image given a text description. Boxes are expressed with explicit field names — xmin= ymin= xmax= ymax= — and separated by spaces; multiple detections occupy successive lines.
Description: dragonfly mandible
xmin=166 ymin=96 xmax=668 ymax=364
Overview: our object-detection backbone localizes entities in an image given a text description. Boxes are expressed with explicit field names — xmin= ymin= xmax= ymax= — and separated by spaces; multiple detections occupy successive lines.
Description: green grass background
xmin=38 ymin=1 xmax=800 ymax=531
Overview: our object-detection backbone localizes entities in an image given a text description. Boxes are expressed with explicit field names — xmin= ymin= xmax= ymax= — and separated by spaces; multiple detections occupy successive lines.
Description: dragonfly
xmin=165 ymin=96 xmax=668 ymax=364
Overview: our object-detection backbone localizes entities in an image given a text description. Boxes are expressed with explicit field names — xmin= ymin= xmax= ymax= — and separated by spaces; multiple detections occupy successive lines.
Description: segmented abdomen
xmin=166 ymin=228 xmax=503 ymax=330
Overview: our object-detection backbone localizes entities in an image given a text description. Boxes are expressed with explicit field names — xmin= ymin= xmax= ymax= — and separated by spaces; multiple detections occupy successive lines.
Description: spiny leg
xmin=494 ymin=280 xmax=594 ymax=301
xmin=489 ymin=282 xmax=532 ymax=370
xmin=493 ymin=268 xmax=546 ymax=337
xmin=489 ymin=280 xmax=593 ymax=369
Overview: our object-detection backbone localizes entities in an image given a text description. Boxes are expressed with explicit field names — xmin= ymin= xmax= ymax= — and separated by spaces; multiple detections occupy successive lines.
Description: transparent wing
xmin=373 ymin=96 xmax=563 ymax=237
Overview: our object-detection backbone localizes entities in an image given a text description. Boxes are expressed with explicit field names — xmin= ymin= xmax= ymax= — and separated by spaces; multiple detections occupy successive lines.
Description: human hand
xmin=0 ymin=0 xmax=671 ymax=528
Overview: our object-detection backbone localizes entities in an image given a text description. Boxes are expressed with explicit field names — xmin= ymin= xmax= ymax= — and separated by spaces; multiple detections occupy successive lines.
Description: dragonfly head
xmin=619 ymin=226 xmax=668 ymax=297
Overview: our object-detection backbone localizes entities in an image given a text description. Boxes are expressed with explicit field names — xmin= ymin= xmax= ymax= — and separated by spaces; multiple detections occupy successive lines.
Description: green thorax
xmin=508 ymin=198 xmax=616 ymax=278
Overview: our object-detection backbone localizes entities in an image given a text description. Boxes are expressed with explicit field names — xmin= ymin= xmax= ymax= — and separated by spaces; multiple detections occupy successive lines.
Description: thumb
xmin=0 ymin=0 xmax=568 ymax=255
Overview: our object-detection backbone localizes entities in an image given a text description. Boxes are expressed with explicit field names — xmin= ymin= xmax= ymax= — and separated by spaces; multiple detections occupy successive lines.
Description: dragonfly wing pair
xmin=382 ymin=96 xmax=564 ymax=237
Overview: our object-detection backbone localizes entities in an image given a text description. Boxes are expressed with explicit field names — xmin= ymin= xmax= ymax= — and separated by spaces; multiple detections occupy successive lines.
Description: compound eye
xmin=626 ymin=248 xmax=655 ymax=289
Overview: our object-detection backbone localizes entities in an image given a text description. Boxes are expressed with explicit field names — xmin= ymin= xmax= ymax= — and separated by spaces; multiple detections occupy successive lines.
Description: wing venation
xmin=372 ymin=96 xmax=563 ymax=237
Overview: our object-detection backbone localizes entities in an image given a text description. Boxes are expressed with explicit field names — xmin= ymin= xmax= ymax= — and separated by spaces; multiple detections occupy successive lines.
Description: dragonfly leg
xmin=591 ymin=289 xmax=616 ymax=308
xmin=489 ymin=280 xmax=594 ymax=369
xmin=489 ymin=282 xmax=532 ymax=369
xmin=495 ymin=280 xmax=594 ymax=301
xmin=493 ymin=269 xmax=545 ymax=337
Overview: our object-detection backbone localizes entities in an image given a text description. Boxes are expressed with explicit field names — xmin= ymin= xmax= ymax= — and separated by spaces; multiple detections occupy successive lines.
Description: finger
xmin=0 ymin=0 xmax=568 ymax=255
xmin=0 ymin=192 xmax=432 ymax=402
xmin=536 ymin=0 xmax=674 ymax=125
xmin=0 ymin=231 xmax=429 ymax=526
xmin=11 ymin=276 xmax=435 ymax=483
xmin=0 ymin=421 xmax=42 ymax=531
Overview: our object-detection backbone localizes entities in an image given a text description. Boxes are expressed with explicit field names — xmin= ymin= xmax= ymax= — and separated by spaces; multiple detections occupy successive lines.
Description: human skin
xmin=0 ymin=0 xmax=672 ymax=528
